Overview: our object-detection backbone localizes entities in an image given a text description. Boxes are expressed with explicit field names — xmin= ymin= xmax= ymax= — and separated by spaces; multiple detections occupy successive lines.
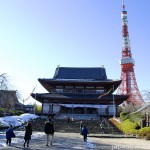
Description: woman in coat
xmin=23 ymin=122 xmax=32 ymax=148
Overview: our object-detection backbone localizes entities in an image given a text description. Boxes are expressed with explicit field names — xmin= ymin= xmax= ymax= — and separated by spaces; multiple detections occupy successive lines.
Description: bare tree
xmin=0 ymin=73 xmax=8 ymax=90
xmin=0 ymin=73 xmax=22 ymax=109
xmin=141 ymin=90 xmax=150 ymax=103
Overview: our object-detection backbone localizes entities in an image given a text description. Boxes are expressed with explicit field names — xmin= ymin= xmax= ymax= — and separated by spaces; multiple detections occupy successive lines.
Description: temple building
xmin=31 ymin=66 xmax=128 ymax=117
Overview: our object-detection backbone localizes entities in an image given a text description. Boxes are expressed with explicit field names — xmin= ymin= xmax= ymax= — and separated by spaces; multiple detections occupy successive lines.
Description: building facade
xmin=31 ymin=67 xmax=128 ymax=116
xmin=0 ymin=90 xmax=22 ymax=110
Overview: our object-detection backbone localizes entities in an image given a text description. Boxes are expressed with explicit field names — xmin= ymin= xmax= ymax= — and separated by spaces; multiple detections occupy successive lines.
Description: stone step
xmin=30 ymin=118 xmax=123 ymax=135
xmin=56 ymin=113 xmax=99 ymax=120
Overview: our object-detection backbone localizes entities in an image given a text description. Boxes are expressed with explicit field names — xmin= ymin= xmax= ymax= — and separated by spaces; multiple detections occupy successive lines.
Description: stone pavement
xmin=1 ymin=132 xmax=150 ymax=150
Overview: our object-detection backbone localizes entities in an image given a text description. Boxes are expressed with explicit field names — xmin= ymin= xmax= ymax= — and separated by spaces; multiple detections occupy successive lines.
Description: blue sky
xmin=0 ymin=0 xmax=149 ymax=104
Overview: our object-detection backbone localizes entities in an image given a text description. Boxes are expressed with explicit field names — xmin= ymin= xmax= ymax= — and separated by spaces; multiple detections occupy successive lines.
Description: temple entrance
xmin=42 ymin=103 xmax=116 ymax=116
xmin=61 ymin=107 xmax=83 ymax=114
xmin=60 ymin=106 xmax=98 ymax=114
xmin=87 ymin=108 xmax=97 ymax=114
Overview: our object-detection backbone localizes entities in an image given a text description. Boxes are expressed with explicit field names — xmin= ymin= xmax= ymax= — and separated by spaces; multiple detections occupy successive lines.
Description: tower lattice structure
xmin=117 ymin=0 xmax=145 ymax=106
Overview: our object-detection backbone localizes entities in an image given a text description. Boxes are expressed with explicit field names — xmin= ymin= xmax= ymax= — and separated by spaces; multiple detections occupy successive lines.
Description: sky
xmin=0 ymin=0 xmax=150 ymax=105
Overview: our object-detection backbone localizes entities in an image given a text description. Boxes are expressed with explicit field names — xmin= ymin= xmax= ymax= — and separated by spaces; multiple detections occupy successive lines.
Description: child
xmin=81 ymin=125 xmax=89 ymax=142
xmin=6 ymin=125 xmax=15 ymax=146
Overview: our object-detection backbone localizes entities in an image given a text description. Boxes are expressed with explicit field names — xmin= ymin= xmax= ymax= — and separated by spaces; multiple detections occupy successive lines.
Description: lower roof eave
xmin=31 ymin=93 xmax=128 ymax=105
xmin=35 ymin=99 xmax=126 ymax=105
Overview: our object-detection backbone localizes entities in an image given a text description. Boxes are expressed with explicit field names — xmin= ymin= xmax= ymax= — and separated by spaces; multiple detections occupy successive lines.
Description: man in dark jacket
xmin=44 ymin=117 xmax=54 ymax=146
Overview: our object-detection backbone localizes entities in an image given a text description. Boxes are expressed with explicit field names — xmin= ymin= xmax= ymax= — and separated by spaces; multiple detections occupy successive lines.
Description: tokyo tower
xmin=117 ymin=0 xmax=145 ymax=106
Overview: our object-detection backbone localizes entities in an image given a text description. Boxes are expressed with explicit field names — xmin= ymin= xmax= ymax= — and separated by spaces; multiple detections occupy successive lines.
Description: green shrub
xmin=0 ymin=108 xmax=7 ymax=112
xmin=145 ymin=133 xmax=150 ymax=140
xmin=129 ymin=112 xmax=144 ymax=123
xmin=139 ymin=127 xmax=150 ymax=138
xmin=111 ymin=111 xmax=150 ymax=138
xmin=35 ymin=104 xmax=42 ymax=113
xmin=10 ymin=110 xmax=23 ymax=116
xmin=0 ymin=112 xmax=4 ymax=117
xmin=118 ymin=119 xmax=140 ymax=134
xmin=120 ymin=112 xmax=127 ymax=117
xmin=120 ymin=112 xmax=129 ymax=121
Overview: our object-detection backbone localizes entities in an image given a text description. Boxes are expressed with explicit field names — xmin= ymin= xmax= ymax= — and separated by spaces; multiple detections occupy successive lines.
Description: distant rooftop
xmin=53 ymin=67 xmax=107 ymax=80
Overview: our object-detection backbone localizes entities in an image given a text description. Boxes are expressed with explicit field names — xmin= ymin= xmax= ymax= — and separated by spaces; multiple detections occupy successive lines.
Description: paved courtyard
xmin=1 ymin=132 xmax=150 ymax=150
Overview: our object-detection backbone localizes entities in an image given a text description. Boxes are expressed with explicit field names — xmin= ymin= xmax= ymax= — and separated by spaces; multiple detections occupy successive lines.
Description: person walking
xmin=23 ymin=122 xmax=32 ymax=148
xmin=44 ymin=117 xmax=55 ymax=146
xmin=100 ymin=121 xmax=105 ymax=134
xmin=81 ymin=125 xmax=89 ymax=142
xmin=80 ymin=121 xmax=83 ymax=135
xmin=6 ymin=125 xmax=15 ymax=146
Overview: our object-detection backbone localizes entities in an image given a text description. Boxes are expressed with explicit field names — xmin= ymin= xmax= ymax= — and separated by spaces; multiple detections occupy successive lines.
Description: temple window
xmin=64 ymin=86 xmax=75 ymax=93
xmin=84 ymin=89 xmax=96 ymax=93
xmin=55 ymin=88 xmax=63 ymax=93
xmin=43 ymin=103 xmax=50 ymax=113
xmin=84 ymin=86 xmax=96 ymax=93
xmin=96 ymin=89 xmax=104 ymax=94
xmin=75 ymin=86 xmax=84 ymax=93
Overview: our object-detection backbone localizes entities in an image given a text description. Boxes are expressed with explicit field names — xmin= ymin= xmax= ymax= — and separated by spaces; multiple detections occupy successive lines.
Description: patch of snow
xmin=0 ymin=113 xmax=40 ymax=148
xmin=84 ymin=138 xmax=96 ymax=150
xmin=0 ymin=113 xmax=39 ymax=127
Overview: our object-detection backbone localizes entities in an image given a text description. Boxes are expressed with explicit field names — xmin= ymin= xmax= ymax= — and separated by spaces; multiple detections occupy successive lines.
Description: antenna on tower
xmin=122 ymin=0 xmax=125 ymax=10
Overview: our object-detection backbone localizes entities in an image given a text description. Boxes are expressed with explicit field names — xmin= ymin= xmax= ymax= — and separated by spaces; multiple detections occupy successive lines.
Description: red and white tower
xmin=117 ymin=0 xmax=145 ymax=106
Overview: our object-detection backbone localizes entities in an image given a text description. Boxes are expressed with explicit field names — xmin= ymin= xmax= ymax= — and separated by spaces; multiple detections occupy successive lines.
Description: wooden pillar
xmin=115 ymin=103 xmax=117 ymax=116
xmin=51 ymin=103 xmax=53 ymax=113
xmin=72 ymin=105 xmax=74 ymax=114
xmin=84 ymin=105 xmax=87 ymax=114
xmin=42 ymin=101 xmax=44 ymax=113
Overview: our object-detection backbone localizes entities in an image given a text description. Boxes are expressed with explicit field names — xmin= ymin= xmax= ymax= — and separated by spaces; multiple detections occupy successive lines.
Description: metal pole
xmin=34 ymin=85 xmax=37 ymax=114
xmin=113 ymin=85 xmax=116 ymax=118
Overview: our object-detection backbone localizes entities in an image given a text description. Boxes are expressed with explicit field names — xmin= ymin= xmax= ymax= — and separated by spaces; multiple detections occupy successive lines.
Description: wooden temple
xmin=31 ymin=67 xmax=128 ymax=116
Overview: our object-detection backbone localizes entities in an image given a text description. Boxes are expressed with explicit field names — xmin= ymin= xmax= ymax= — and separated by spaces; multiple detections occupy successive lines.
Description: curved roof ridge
xmin=53 ymin=66 xmax=107 ymax=80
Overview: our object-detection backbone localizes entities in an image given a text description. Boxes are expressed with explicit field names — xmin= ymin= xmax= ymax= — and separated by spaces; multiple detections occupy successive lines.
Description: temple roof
xmin=53 ymin=67 xmax=107 ymax=80
xmin=31 ymin=93 xmax=128 ymax=105
xmin=38 ymin=67 xmax=122 ymax=93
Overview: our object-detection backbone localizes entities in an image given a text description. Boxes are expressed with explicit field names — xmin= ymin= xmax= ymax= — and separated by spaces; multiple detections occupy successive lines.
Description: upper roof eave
xmin=38 ymin=78 xmax=122 ymax=84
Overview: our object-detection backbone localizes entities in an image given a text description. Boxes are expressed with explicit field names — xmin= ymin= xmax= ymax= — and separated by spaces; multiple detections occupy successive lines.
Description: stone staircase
xmin=30 ymin=118 xmax=123 ymax=135
xmin=56 ymin=113 xmax=99 ymax=120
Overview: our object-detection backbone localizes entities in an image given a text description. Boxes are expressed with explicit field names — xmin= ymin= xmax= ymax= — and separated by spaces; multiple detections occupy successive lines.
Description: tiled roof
xmin=53 ymin=67 xmax=107 ymax=80
xmin=31 ymin=93 xmax=128 ymax=105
